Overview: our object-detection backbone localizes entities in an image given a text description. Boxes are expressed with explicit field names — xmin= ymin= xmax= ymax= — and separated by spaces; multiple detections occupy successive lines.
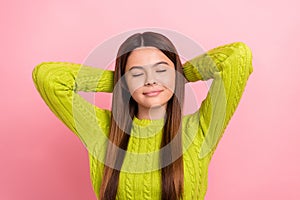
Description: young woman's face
xmin=124 ymin=46 xmax=176 ymax=109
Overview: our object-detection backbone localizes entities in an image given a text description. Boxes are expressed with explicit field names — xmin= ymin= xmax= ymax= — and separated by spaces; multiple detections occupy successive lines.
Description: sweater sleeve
xmin=182 ymin=42 xmax=253 ymax=159
xmin=32 ymin=61 xmax=114 ymax=151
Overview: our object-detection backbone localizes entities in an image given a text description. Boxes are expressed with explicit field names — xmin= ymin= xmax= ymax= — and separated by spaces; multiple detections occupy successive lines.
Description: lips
xmin=143 ymin=90 xmax=163 ymax=97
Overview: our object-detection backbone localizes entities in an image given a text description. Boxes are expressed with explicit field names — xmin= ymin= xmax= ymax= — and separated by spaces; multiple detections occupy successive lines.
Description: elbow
xmin=32 ymin=62 xmax=50 ymax=84
xmin=32 ymin=62 xmax=46 ymax=85
xmin=233 ymin=42 xmax=254 ymax=75
xmin=32 ymin=62 xmax=57 ymax=88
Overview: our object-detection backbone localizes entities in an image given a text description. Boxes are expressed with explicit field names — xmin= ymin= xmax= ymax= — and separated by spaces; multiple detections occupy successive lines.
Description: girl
xmin=32 ymin=31 xmax=253 ymax=200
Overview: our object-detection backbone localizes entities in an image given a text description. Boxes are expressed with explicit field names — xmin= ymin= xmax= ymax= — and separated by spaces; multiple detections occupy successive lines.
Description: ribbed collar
xmin=130 ymin=116 xmax=165 ymax=138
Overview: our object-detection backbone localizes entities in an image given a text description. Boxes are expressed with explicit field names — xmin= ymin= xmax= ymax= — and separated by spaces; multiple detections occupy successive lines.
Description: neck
xmin=137 ymin=104 xmax=167 ymax=120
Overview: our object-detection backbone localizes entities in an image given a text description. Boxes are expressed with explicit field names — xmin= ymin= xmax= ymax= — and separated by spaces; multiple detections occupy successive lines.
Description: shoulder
xmin=182 ymin=111 xmax=201 ymax=133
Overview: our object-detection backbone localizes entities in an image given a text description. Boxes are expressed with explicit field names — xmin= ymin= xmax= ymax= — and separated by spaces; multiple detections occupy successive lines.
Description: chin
xmin=141 ymin=101 xmax=168 ymax=109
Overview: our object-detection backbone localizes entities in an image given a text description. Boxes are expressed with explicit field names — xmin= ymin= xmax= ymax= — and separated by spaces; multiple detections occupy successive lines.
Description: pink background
xmin=1 ymin=0 xmax=299 ymax=199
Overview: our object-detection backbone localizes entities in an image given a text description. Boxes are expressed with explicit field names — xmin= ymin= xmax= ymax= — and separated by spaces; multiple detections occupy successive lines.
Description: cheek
xmin=125 ymin=74 xmax=144 ymax=94
xmin=125 ymin=76 xmax=145 ymax=94
xmin=131 ymin=88 xmax=144 ymax=103
xmin=156 ymin=72 xmax=176 ymax=91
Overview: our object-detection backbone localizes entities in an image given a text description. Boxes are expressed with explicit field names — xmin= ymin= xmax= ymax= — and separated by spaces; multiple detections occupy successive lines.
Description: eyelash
xmin=131 ymin=69 xmax=167 ymax=77
xmin=132 ymin=74 xmax=143 ymax=77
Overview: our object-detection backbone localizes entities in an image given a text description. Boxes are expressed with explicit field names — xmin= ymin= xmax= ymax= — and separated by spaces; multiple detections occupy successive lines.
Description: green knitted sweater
xmin=32 ymin=42 xmax=253 ymax=200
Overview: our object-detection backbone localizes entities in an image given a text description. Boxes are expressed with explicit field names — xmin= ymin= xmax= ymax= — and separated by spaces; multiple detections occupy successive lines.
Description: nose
xmin=144 ymin=70 xmax=157 ymax=86
xmin=144 ymin=81 xmax=157 ymax=86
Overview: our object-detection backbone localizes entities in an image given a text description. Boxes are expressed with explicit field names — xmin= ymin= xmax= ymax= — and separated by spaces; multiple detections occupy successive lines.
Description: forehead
xmin=125 ymin=46 xmax=174 ymax=71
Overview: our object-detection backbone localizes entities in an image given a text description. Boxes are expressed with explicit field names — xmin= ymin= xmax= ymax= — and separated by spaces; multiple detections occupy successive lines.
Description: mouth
xmin=143 ymin=90 xmax=163 ymax=97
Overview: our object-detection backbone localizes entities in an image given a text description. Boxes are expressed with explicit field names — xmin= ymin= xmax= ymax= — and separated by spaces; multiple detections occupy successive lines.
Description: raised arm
xmin=32 ymin=61 xmax=114 ymax=150
xmin=182 ymin=42 xmax=253 ymax=159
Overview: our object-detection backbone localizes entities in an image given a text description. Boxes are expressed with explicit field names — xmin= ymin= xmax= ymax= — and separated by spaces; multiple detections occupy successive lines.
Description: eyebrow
xmin=129 ymin=61 xmax=169 ymax=71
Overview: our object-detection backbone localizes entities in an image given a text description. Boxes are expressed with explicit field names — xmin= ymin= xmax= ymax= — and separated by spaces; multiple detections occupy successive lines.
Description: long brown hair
xmin=99 ymin=31 xmax=185 ymax=200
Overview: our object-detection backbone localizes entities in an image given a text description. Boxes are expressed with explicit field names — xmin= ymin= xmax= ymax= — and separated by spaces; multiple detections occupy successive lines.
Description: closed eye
xmin=132 ymin=73 xmax=144 ymax=77
xmin=156 ymin=69 xmax=167 ymax=72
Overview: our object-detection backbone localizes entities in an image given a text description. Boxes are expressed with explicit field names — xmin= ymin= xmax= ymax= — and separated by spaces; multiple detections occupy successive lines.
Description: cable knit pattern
xmin=32 ymin=42 xmax=253 ymax=200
